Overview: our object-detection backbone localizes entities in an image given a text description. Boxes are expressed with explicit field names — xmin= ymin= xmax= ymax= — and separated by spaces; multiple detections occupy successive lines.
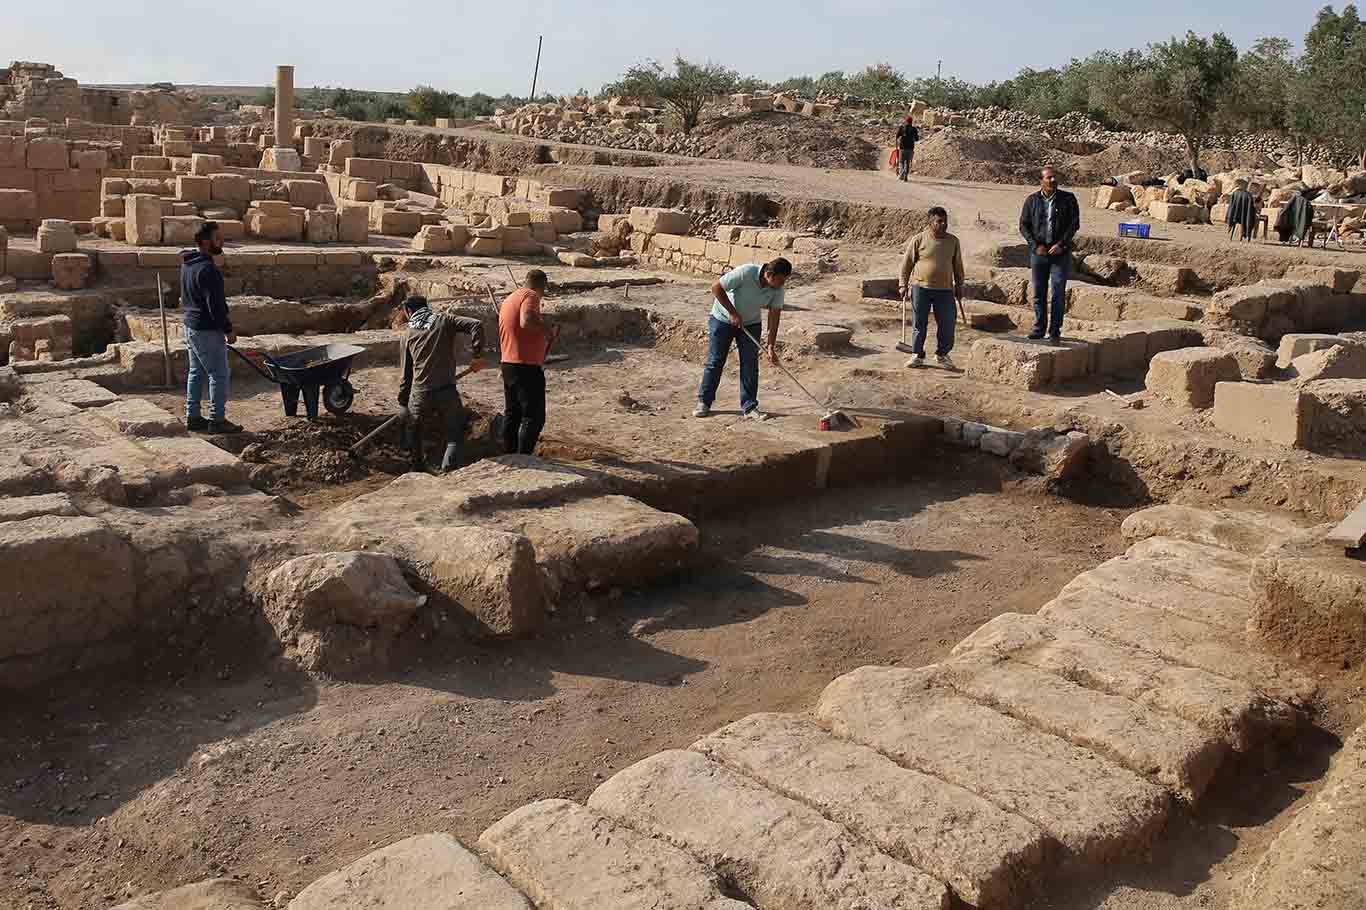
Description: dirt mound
xmin=911 ymin=131 xmax=1284 ymax=186
xmin=690 ymin=111 xmax=880 ymax=170
xmin=910 ymin=132 xmax=1049 ymax=184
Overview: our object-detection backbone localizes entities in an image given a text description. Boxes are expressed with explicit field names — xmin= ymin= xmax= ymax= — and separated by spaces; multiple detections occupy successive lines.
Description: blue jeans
xmin=698 ymin=316 xmax=761 ymax=414
xmin=1030 ymin=251 xmax=1072 ymax=336
xmin=185 ymin=327 xmax=230 ymax=421
xmin=911 ymin=286 xmax=956 ymax=356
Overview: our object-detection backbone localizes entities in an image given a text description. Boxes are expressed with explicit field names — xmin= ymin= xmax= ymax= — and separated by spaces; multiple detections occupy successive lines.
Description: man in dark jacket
xmin=1225 ymin=180 xmax=1258 ymax=242
xmin=895 ymin=116 xmax=919 ymax=181
xmin=181 ymin=221 xmax=239 ymax=433
xmin=397 ymin=295 xmax=484 ymax=473
xmin=1018 ymin=167 xmax=1081 ymax=342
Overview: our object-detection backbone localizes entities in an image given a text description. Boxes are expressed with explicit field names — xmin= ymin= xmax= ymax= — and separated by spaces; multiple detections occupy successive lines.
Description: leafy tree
xmin=253 ymin=87 xmax=275 ymax=107
xmin=1222 ymin=37 xmax=1318 ymax=162
xmin=605 ymin=57 xmax=739 ymax=132
xmin=849 ymin=62 xmax=907 ymax=104
xmin=1111 ymin=31 xmax=1239 ymax=169
xmin=1299 ymin=4 xmax=1366 ymax=168
xmin=407 ymin=85 xmax=454 ymax=124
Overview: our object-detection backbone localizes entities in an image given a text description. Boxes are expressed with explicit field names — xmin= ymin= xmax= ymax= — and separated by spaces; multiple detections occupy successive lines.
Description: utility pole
xmin=936 ymin=60 xmax=942 ymax=80
xmin=530 ymin=35 xmax=544 ymax=101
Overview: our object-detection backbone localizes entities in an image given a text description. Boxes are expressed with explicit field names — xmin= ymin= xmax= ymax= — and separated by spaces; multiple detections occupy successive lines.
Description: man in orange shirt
xmin=498 ymin=269 xmax=557 ymax=455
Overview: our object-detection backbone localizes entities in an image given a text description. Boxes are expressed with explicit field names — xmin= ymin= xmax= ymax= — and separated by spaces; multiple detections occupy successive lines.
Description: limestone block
xmin=967 ymin=337 xmax=1092 ymax=390
xmin=502 ymin=210 xmax=532 ymax=227
xmin=1094 ymin=184 xmax=1134 ymax=208
xmin=980 ymin=429 xmax=1025 ymax=456
xmin=209 ymin=173 xmax=250 ymax=206
xmin=162 ymin=140 xmax=192 ymax=157
xmin=1277 ymin=333 xmax=1348 ymax=368
xmin=131 ymin=155 xmax=170 ymax=172
xmin=474 ymin=173 xmax=512 ymax=196
xmin=175 ymin=175 xmax=212 ymax=204
xmin=70 ymin=149 xmax=107 ymax=170
xmin=815 ymin=666 xmax=1170 ymax=863
xmin=599 ymin=213 xmax=632 ymax=234
xmin=0 ymin=136 xmax=26 ymax=168
xmin=161 ymin=215 xmax=204 ymax=246
xmin=345 ymin=179 xmax=377 ymax=202
xmin=1146 ymin=348 xmax=1241 ymax=409
xmin=372 ymin=208 xmax=423 ymax=237
xmin=302 ymin=136 xmax=328 ymax=159
xmin=337 ymin=204 xmax=369 ymax=244
xmin=327 ymin=140 xmax=355 ymax=165
xmin=284 ymin=179 xmax=328 ymax=208
xmin=0 ymin=188 xmax=38 ymax=223
xmin=481 ymin=799 xmax=747 ymax=910
xmin=112 ymin=878 xmax=263 ymax=910
xmin=247 ymin=211 xmax=304 ymax=242
xmin=101 ymin=177 xmax=129 ymax=197
xmin=259 ymin=147 xmax=302 ymax=171
xmin=189 ymin=153 xmax=224 ymax=176
xmin=26 ymin=137 xmax=68 ymax=170
xmin=1284 ymin=265 xmax=1359 ymax=294
xmin=124 ymin=193 xmax=164 ymax=245
xmin=411 ymin=225 xmax=454 ymax=253
xmin=108 ymin=219 xmax=126 ymax=241
xmin=288 ymin=834 xmax=531 ymax=910
xmin=1291 ymin=343 xmax=1366 ymax=383
xmin=99 ymin=196 xmax=125 ymax=217
xmin=1133 ymin=261 xmax=1195 ymax=295
xmin=50 ymin=253 xmax=92 ymax=290
xmin=589 ymin=750 xmax=950 ymax=910
xmin=1249 ymin=526 xmax=1366 ymax=663
xmin=629 ymin=206 xmax=691 ymax=234
xmin=1301 ymin=378 xmax=1366 ymax=450
xmin=529 ymin=221 xmax=556 ymax=243
xmin=304 ymin=209 xmax=338 ymax=244
xmin=343 ymin=157 xmax=387 ymax=180
xmin=262 ymin=551 xmax=425 ymax=673
xmin=36 ymin=220 xmax=77 ymax=253
xmin=1212 ymin=382 xmax=1309 ymax=448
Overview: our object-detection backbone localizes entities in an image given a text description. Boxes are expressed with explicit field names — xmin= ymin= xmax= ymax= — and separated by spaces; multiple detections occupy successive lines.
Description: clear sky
xmin=6 ymin=1 xmax=1323 ymax=96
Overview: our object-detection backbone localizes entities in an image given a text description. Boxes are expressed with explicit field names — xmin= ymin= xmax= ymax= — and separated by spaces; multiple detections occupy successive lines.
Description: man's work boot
xmin=186 ymin=415 xmax=208 ymax=432
xmin=439 ymin=443 xmax=461 ymax=474
xmin=207 ymin=418 xmax=242 ymax=434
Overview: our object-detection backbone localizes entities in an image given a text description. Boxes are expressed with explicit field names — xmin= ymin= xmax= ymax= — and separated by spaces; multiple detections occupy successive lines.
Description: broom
xmin=740 ymin=325 xmax=855 ymax=430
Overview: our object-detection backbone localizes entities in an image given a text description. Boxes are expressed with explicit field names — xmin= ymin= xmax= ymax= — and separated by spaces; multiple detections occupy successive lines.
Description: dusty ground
xmin=1 ymin=451 xmax=1133 ymax=909
xmin=4 ymin=135 xmax=1366 ymax=909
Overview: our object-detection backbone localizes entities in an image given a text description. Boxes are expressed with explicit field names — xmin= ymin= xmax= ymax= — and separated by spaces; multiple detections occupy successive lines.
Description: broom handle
xmin=740 ymin=324 xmax=826 ymax=411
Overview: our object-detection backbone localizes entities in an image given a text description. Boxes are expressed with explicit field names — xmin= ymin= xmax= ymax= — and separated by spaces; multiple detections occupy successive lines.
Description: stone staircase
xmin=119 ymin=504 xmax=1341 ymax=910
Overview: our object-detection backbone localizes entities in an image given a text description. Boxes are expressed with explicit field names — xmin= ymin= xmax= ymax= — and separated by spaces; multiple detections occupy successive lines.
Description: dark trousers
xmin=1029 ymin=250 xmax=1072 ymax=336
xmin=911 ymin=286 xmax=956 ymax=356
xmin=897 ymin=146 xmax=913 ymax=179
xmin=401 ymin=384 xmax=466 ymax=472
xmin=697 ymin=316 xmax=761 ymax=414
xmin=501 ymin=363 xmax=546 ymax=455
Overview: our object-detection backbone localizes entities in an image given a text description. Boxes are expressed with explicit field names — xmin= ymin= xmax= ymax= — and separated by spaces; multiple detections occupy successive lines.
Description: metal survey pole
xmin=156 ymin=273 xmax=173 ymax=387
xmin=530 ymin=35 xmax=543 ymax=101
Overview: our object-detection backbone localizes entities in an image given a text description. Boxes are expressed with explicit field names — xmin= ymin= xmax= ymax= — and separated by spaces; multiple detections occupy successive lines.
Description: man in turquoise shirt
xmin=694 ymin=257 xmax=791 ymax=419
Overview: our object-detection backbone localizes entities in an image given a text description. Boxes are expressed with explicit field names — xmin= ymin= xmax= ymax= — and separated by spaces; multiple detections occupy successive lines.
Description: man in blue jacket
xmin=181 ymin=221 xmax=240 ymax=433
xmin=1018 ymin=167 xmax=1081 ymax=343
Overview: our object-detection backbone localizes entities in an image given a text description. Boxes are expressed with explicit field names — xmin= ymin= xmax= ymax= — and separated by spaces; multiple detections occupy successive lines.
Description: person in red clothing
xmin=497 ymin=269 xmax=558 ymax=455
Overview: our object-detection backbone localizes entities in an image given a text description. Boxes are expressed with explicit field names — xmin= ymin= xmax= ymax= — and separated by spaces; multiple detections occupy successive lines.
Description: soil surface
xmin=2 ymin=454 xmax=1133 ymax=910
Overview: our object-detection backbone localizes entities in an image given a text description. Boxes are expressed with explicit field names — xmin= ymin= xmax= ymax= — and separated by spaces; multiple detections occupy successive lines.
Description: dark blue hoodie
xmin=180 ymin=249 xmax=232 ymax=334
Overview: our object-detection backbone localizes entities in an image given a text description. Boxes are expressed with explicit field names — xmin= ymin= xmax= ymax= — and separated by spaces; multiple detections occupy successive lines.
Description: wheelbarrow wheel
xmin=323 ymin=380 xmax=355 ymax=415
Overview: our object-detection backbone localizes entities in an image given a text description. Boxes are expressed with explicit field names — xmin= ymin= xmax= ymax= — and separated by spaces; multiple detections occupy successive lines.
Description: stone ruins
xmin=0 ymin=57 xmax=1363 ymax=910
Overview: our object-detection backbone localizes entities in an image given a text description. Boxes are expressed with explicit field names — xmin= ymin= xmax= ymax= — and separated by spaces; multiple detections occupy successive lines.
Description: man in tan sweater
xmin=898 ymin=206 xmax=965 ymax=368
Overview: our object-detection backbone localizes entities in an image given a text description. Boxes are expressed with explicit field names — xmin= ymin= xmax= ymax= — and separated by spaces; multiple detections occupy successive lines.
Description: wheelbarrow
xmin=229 ymin=343 xmax=365 ymax=419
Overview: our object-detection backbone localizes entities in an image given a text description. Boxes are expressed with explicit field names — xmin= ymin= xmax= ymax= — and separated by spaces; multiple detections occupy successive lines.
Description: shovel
xmin=348 ymin=361 xmax=483 ymax=458
xmin=739 ymin=325 xmax=856 ymax=430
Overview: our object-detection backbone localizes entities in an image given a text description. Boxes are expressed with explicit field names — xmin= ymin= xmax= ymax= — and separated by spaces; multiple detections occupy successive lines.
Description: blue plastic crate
xmin=1118 ymin=222 xmax=1151 ymax=239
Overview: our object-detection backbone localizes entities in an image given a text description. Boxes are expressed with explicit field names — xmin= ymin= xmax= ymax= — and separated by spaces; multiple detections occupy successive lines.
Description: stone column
xmin=261 ymin=65 xmax=301 ymax=171
xmin=274 ymin=65 xmax=294 ymax=147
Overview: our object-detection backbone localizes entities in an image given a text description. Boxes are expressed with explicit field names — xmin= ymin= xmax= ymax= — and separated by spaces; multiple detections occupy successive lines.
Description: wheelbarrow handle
xmin=228 ymin=345 xmax=281 ymax=383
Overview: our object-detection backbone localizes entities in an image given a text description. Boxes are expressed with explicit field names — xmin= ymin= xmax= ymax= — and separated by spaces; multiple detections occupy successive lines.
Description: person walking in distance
xmin=899 ymin=206 xmax=965 ymax=369
xmin=498 ymin=269 xmax=556 ymax=455
xmin=181 ymin=221 xmax=240 ymax=434
xmin=693 ymin=257 xmax=790 ymax=420
xmin=1018 ymin=166 xmax=1080 ymax=342
xmin=895 ymin=115 xmax=919 ymax=181
xmin=397 ymin=295 xmax=484 ymax=474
